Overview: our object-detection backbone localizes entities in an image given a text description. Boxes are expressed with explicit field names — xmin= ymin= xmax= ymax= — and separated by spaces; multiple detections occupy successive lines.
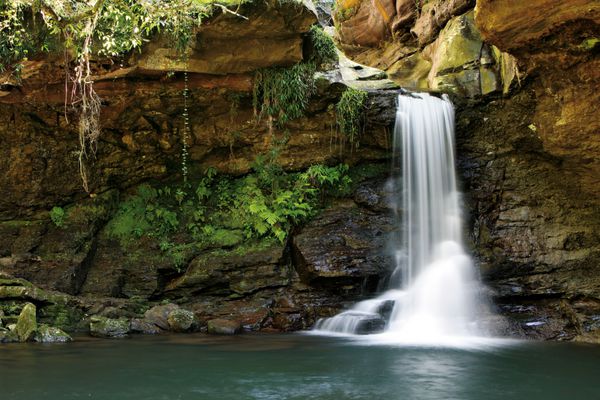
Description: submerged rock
xmin=34 ymin=325 xmax=72 ymax=343
xmin=15 ymin=303 xmax=37 ymax=342
xmin=354 ymin=315 xmax=386 ymax=335
xmin=207 ymin=319 xmax=242 ymax=335
xmin=89 ymin=316 xmax=130 ymax=338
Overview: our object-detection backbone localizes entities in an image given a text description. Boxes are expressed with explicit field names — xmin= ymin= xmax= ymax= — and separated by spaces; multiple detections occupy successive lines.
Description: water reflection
xmin=1 ymin=334 xmax=599 ymax=400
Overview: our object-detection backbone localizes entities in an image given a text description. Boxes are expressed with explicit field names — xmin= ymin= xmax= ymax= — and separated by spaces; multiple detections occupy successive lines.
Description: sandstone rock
xmin=386 ymin=52 xmax=431 ymax=89
xmin=136 ymin=0 xmax=317 ymax=74
xmin=423 ymin=11 xmax=499 ymax=97
xmin=167 ymin=309 xmax=196 ymax=332
xmin=412 ymin=0 xmax=475 ymax=47
xmin=34 ymin=325 xmax=72 ymax=343
xmin=89 ymin=316 xmax=130 ymax=338
xmin=15 ymin=303 xmax=37 ymax=342
xmin=335 ymin=0 xmax=397 ymax=47
xmin=474 ymin=0 xmax=600 ymax=53
xmin=207 ymin=319 xmax=242 ymax=335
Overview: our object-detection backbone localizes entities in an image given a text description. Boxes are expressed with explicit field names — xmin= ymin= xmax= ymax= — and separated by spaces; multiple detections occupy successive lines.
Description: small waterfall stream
xmin=313 ymin=93 xmax=494 ymax=345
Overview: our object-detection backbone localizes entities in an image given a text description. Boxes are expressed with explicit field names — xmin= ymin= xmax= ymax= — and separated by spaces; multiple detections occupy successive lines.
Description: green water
xmin=1 ymin=334 xmax=599 ymax=400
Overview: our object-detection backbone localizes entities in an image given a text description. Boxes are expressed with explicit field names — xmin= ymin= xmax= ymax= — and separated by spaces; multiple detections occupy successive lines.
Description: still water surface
xmin=1 ymin=334 xmax=599 ymax=400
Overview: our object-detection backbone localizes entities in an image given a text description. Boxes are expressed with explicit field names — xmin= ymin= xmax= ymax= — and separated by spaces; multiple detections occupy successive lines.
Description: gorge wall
xmin=1 ymin=0 xmax=599 ymax=342
xmin=332 ymin=0 xmax=600 ymax=341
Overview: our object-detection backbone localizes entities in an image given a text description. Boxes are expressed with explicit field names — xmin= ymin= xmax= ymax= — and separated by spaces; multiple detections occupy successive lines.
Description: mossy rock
xmin=34 ymin=325 xmax=73 ymax=343
xmin=167 ymin=309 xmax=196 ymax=332
xmin=89 ymin=316 xmax=130 ymax=338
xmin=15 ymin=302 xmax=37 ymax=342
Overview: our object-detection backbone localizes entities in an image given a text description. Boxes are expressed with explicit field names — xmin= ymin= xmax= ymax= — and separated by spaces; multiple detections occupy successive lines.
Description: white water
xmin=313 ymin=93 xmax=497 ymax=346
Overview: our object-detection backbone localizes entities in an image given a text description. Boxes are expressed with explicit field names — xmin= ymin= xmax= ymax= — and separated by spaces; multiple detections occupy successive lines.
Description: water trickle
xmin=314 ymin=92 xmax=494 ymax=345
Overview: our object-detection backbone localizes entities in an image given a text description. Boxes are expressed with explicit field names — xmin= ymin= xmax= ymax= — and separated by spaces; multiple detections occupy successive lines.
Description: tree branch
xmin=213 ymin=3 xmax=248 ymax=20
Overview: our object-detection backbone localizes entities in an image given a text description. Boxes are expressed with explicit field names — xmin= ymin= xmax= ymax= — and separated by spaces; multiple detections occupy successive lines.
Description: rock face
xmin=292 ymin=188 xmax=398 ymax=290
xmin=0 ymin=0 xmax=598 ymax=343
xmin=333 ymin=0 xmax=501 ymax=96
xmin=137 ymin=1 xmax=316 ymax=74
xmin=455 ymin=88 xmax=600 ymax=342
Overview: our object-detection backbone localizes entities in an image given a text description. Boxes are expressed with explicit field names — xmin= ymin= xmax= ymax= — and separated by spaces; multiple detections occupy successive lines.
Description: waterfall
xmin=313 ymin=92 xmax=493 ymax=345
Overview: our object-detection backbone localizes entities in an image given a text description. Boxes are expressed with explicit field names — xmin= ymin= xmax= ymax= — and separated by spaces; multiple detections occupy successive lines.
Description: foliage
xmin=253 ymin=62 xmax=316 ymax=128
xmin=336 ymin=87 xmax=368 ymax=147
xmin=49 ymin=206 xmax=66 ymax=227
xmin=0 ymin=1 xmax=44 ymax=74
xmin=308 ymin=24 xmax=338 ymax=67
xmin=107 ymin=160 xmax=351 ymax=267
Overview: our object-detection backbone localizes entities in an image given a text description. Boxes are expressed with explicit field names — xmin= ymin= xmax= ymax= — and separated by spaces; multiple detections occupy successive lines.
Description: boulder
xmin=34 ymin=325 xmax=72 ymax=343
xmin=167 ymin=309 xmax=196 ymax=332
xmin=207 ymin=319 xmax=242 ymax=335
xmin=143 ymin=304 xmax=180 ymax=330
xmin=15 ymin=302 xmax=37 ymax=342
xmin=130 ymin=318 xmax=162 ymax=335
xmin=89 ymin=316 xmax=130 ymax=338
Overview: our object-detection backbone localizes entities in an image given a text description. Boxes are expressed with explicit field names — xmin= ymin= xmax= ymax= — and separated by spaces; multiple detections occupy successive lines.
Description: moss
xmin=49 ymin=207 xmax=65 ymax=227
xmin=579 ymin=38 xmax=599 ymax=51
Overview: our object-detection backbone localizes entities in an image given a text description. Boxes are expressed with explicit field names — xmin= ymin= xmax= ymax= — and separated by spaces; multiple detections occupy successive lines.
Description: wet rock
xmin=167 ymin=309 xmax=196 ymax=332
xmin=353 ymin=185 xmax=381 ymax=209
xmin=354 ymin=314 xmax=386 ymax=335
xmin=34 ymin=325 xmax=72 ymax=343
xmin=0 ymin=328 xmax=19 ymax=343
xmin=207 ymin=319 xmax=242 ymax=335
xmin=15 ymin=303 xmax=37 ymax=342
xmin=292 ymin=196 xmax=397 ymax=292
xmin=89 ymin=316 xmax=130 ymax=338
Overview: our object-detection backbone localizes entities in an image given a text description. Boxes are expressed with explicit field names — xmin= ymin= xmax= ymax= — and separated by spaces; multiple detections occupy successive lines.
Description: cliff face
xmin=332 ymin=0 xmax=600 ymax=341
xmin=0 ymin=0 xmax=599 ymax=341
xmin=0 ymin=0 xmax=400 ymax=335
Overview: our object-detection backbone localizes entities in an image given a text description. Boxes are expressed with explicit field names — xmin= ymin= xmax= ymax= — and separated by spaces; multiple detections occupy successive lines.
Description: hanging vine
xmin=181 ymin=70 xmax=190 ymax=184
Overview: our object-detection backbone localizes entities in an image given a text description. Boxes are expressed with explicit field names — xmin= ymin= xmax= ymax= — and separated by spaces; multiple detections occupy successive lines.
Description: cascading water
xmin=313 ymin=92 xmax=494 ymax=345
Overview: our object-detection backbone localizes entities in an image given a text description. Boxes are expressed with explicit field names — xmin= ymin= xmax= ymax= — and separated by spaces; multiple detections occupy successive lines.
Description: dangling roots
xmin=70 ymin=14 xmax=101 ymax=193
